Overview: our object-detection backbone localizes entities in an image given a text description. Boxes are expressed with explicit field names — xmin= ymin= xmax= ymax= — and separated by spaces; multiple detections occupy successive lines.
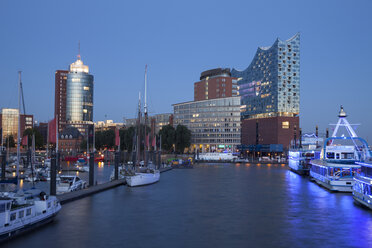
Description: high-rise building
xmin=231 ymin=33 xmax=300 ymax=151
xmin=66 ymin=54 xmax=94 ymax=136
xmin=54 ymin=70 xmax=68 ymax=132
xmin=194 ymin=68 xmax=238 ymax=101
xmin=173 ymin=96 xmax=241 ymax=152
xmin=0 ymin=108 xmax=33 ymax=144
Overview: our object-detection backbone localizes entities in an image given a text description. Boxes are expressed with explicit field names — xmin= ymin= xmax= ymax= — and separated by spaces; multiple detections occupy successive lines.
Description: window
xmin=282 ymin=121 xmax=289 ymax=129
xmin=48 ymin=202 xmax=51 ymax=208
xmin=326 ymin=152 xmax=335 ymax=159
xmin=0 ymin=204 xmax=5 ymax=213
xmin=19 ymin=210 xmax=24 ymax=218
xmin=10 ymin=213 xmax=16 ymax=221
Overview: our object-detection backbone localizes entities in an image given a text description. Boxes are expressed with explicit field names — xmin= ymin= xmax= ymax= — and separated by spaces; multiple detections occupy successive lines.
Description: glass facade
xmin=173 ymin=96 xmax=241 ymax=152
xmin=231 ymin=33 xmax=300 ymax=119
xmin=1 ymin=108 xmax=19 ymax=142
xmin=66 ymin=57 xmax=94 ymax=135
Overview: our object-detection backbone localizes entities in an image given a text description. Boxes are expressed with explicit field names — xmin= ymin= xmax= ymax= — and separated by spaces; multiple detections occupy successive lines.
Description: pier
xmin=57 ymin=167 xmax=173 ymax=205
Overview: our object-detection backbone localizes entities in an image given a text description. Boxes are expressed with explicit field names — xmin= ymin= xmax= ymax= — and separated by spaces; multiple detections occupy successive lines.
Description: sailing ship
xmin=126 ymin=66 xmax=160 ymax=187
xmin=0 ymin=72 xmax=61 ymax=242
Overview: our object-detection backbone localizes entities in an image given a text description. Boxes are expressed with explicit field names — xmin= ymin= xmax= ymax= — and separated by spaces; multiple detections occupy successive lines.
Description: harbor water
xmin=5 ymin=163 xmax=372 ymax=248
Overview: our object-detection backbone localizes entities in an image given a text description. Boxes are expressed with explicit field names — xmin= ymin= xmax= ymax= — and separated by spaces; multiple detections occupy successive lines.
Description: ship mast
xmin=144 ymin=65 xmax=148 ymax=167
xmin=136 ymin=92 xmax=141 ymax=167
xmin=16 ymin=71 xmax=21 ymax=182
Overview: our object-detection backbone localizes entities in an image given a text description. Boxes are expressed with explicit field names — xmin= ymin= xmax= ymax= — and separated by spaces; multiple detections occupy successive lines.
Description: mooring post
xmin=1 ymin=153 xmax=6 ymax=180
xmin=89 ymin=152 xmax=94 ymax=187
xmin=157 ymin=151 xmax=161 ymax=168
xmin=50 ymin=151 xmax=57 ymax=196
xmin=114 ymin=151 xmax=119 ymax=180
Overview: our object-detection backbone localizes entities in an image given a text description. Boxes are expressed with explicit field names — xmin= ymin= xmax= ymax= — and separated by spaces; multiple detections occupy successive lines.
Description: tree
xmin=159 ymin=124 xmax=175 ymax=152
xmin=175 ymin=124 xmax=191 ymax=153
xmin=4 ymin=135 xmax=15 ymax=148
xmin=95 ymin=129 xmax=115 ymax=150
xmin=23 ymin=128 xmax=44 ymax=149
xmin=120 ymin=126 xmax=135 ymax=152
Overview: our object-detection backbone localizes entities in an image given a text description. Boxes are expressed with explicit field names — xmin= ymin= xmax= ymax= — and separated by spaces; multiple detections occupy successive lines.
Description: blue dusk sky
xmin=0 ymin=0 xmax=371 ymax=140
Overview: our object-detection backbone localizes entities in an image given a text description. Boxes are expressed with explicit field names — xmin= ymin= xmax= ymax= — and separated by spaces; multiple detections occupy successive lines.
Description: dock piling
xmin=50 ymin=151 xmax=57 ymax=196
xmin=89 ymin=152 xmax=94 ymax=187
xmin=114 ymin=151 xmax=119 ymax=180
xmin=1 ymin=153 xmax=6 ymax=180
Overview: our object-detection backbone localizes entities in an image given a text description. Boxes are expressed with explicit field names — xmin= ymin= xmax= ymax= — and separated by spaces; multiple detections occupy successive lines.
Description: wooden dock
xmin=57 ymin=179 xmax=126 ymax=205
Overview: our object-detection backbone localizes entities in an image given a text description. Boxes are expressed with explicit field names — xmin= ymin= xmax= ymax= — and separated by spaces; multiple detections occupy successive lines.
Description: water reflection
xmin=7 ymin=163 xmax=372 ymax=247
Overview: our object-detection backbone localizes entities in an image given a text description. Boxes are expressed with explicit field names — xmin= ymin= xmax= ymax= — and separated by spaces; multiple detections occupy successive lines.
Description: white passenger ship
xmin=288 ymin=148 xmax=320 ymax=175
xmin=310 ymin=106 xmax=368 ymax=192
xmin=0 ymin=189 xmax=61 ymax=242
xmin=353 ymin=160 xmax=372 ymax=209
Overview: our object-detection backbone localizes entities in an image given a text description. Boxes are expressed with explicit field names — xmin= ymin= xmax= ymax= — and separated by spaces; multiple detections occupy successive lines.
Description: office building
xmin=0 ymin=108 xmax=33 ymax=144
xmin=95 ymin=120 xmax=125 ymax=132
xmin=173 ymin=96 xmax=241 ymax=152
xmin=231 ymin=33 xmax=300 ymax=151
xmin=66 ymin=53 xmax=94 ymax=136
xmin=194 ymin=68 xmax=238 ymax=101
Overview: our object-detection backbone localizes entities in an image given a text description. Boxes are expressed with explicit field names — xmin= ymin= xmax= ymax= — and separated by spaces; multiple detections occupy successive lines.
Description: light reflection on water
xmin=6 ymin=163 xmax=372 ymax=248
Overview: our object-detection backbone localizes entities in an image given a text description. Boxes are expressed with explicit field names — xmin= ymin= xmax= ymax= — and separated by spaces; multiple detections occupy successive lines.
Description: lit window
xmin=84 ymin=86 xmax=90 ymax=91
xmin=282 ymin=121 xmax=289 ymax=129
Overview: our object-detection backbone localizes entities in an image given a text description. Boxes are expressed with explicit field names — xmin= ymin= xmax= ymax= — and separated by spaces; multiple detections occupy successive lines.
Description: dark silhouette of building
xmin=55 ymin=70 xmax=68 ymax=132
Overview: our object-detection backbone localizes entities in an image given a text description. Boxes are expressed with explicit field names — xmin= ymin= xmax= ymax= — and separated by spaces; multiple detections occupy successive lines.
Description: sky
xmin=0 ymin=0 xmax=371 ymax=140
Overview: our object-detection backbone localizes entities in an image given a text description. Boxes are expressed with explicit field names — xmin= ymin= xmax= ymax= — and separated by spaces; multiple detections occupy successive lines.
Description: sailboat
xmin=126 ymin=66 xmax=160 ymax=187
xmin=0 ymin=72 xmax=61 ymax=242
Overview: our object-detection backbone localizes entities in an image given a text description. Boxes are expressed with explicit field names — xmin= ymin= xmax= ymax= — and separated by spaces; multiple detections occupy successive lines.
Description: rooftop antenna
xmin=77 ymin=41 xmax=81 ymax=60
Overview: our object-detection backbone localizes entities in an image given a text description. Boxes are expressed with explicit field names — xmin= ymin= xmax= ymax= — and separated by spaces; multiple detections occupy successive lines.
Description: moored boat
xmin=353 ymin=161 xmax=372 ymax=209
xmin=0 ymin=189 xmax=61 ymax=243
xmin=310 ymin=106 xmax=368 ymax=192
xmin=57 ymin=175 xmax=86 ymax=194
xmin=288 ymin=149 xmax=320 ymax=175
xmin=126 ymin=168 xmax=160 ymax=187
xmin=125 ymin=66 xmax=160 ymax=187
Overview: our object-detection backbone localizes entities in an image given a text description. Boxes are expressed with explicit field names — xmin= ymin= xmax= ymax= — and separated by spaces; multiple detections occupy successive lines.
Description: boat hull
xmin=310 ymin=172 xmax=353 ymax=192
xmin=353 ymin=191 xmax=372 ymax=210
xmin=126 ymin=172 xmax=160 ymax=187
xmin=0 ymin=209 xmax=60 ymax=243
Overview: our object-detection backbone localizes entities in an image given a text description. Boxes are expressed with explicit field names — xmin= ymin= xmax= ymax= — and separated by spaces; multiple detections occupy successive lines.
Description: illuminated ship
xmin=353 ymin=160 xmax=372 ymax=209
xmin=288 ymin=148 xmax=320 ymax=175
xmin=309 ymin=106 xmax=369 ymax=192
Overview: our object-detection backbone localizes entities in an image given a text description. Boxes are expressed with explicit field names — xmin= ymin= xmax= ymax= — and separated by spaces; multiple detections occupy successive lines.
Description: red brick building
xmin=55 ymin=70 xmax=68 ymax=132
xmin=241 ymin=116 xmax=299 ymax=150
xmin=194 ymin=68 xmax=238 ymax=101
xmin=58 ymin=126 xmax=84 ymax=156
